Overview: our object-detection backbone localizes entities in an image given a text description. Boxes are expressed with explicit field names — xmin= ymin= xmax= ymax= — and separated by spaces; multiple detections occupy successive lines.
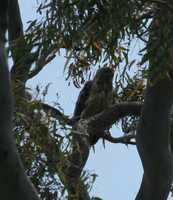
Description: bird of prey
xmin=73 ymin=67 xmax=114 ymax=145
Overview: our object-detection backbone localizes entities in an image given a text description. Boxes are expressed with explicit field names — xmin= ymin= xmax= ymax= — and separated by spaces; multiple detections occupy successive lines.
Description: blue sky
xmin=18 ymin=1 xmax=143 ymax=199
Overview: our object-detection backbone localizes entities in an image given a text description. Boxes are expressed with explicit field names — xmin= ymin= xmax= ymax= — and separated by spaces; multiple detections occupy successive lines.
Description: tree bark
xmin=135 ymin=75 xmax=173 ymax=200
xmin=135 ymin=5 xmax=173 ymax=199
xmin=0 ymin=2 xmax=40 ymax=199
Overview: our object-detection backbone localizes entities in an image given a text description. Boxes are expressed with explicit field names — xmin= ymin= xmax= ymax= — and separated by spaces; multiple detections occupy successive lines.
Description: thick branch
xmin=8 ymin=0 xmax=27 ymax=80
xmin=135 ymin=8 xmax=173 ymax=199
xmin=87 ymin=102 xmax=142 ymax=132
xmin=0 ymin=21 xmax=40 ymax=199
xmin=59 ymin=102 xmax=141 ymax=199
xmin=33 ymin=101 xmax=141 ymax=199
xmin=8 ymin=2 xmax=57 ymax=83
xmin=136 ymin=76 xmax=173 ymax=200
xmin=40 ymin=101 xmax=142 ymax=127
xmin=8 ymin=0 xmax=23 ymax=45
xmin=58 ymin=125 xmax=91 ymax=200
xmin=8 ymin=0 xmax=31 ymax=98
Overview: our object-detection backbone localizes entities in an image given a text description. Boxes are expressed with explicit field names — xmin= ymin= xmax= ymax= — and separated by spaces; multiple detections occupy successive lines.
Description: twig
xmin=102 ymin=133 xmax=136 ymax=145
xmin=38 ymin=102 xmax=75 ymax=126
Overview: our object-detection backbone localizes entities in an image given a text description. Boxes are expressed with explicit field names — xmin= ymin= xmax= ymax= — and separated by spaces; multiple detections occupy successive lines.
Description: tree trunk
xmin=0 ymin=5 xmax=40 ymax=199
xmin=135 ymin=6 xmax=173 ymax=200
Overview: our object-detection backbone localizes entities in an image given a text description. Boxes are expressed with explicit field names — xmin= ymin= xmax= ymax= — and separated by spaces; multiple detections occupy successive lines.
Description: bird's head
xmin=94 ymin=67 xmax=114 ymax=83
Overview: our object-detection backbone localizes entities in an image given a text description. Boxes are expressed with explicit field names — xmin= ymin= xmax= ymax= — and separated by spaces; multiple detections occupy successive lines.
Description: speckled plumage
xmin=74 ymin=67 xmax=114 ymax=145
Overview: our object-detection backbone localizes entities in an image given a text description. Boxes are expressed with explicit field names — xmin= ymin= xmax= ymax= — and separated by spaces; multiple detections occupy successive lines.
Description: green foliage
xmin=24 ymin=0 xmax=152 ymax=85
xmin=14 ymin=87 xmax=63 ymax=199
xmin=13 ymin=1 xmax=173 ymax=199
xmin=14 ymin=85 xmax=96 ymax=199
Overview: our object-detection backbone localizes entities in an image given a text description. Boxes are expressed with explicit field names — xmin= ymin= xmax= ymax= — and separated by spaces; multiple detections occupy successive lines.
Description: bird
xmin=73 ymin=80 xmax=93 ymax=118
xmin=73 ymin=67 xmax=114 ymax=145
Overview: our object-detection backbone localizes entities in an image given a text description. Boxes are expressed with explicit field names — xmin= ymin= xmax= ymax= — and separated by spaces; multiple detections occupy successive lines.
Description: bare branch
xmin=87 ymin=102 xmax=142 ymax=133
xmin=28 ymin=47 xmax=57 ymax=80
xmin=150 ymin=0 xmax=173 ymax=11
xmin=102 ymin=133 xmax=136 ymax=145
xmin=36 ymin=102 xmax=75 ymax=126
xmin=35 ymin=101 xmax=142 ymax=128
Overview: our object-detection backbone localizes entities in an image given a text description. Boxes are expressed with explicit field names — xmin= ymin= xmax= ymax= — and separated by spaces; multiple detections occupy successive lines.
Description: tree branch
xmin=0 ymin=11 xmax=40 ymax=199
xmin=57 ymin=124 xmax=91 ymax=200
xmin=8 ymin=0 xmax=32 ymax=99
xmin=102 ymin=133 xmax=136 ymax=145
xmin=150 ymin=0 xmax=173 ymax=11
xmin=28 ymin=46 xmax=57 ymax=80
xmin=8 ymin=0 xmax=23 ymax=44
xmin=39 ymin=102 xmax=74 ymax=125
xmin=135 ymin=9 xmax=173 ymax=199
xmin=39 ymin=101 xmax=142 ymax=127
xmin=36 ymin=101 xmax=142 ymax=128
xmin=30 ymin=100 xmax=141 ymax=199
xmin=57 ymin=102 xmax=141 ymax=198
xmin=87 ymin=102 xmax=142 ymax=133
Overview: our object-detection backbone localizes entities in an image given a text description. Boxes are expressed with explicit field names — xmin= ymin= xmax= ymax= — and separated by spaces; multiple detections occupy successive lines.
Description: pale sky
xmin=19 ymin=1 xmax=143 ymax=199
